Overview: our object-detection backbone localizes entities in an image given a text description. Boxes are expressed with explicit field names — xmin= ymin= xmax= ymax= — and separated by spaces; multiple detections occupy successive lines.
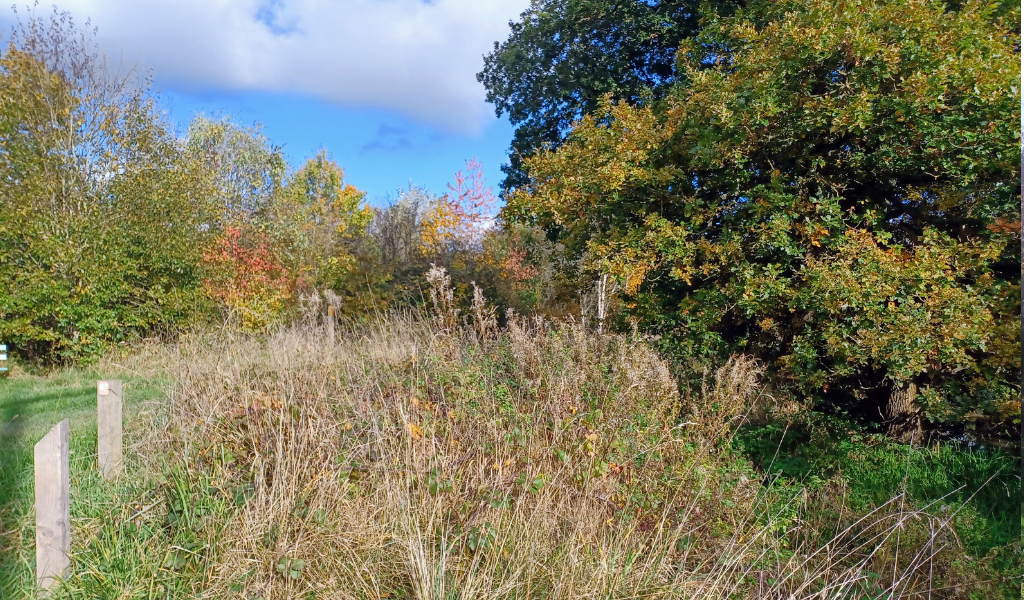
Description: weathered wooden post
xmin=35 ymin=419 xmax=70 ymax=592
xmin=97 ymin=380 xmax=123 ymax=479
xmin=327 ymin=305 xmax=336 ymax=348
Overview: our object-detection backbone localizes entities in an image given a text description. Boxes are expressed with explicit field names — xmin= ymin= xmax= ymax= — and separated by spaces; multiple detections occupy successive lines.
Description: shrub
xmin=201 ymin=225 xmax=292 ymax=330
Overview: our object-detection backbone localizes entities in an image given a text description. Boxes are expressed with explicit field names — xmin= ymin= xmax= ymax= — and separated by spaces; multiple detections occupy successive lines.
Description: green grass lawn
xmin=0 ymin=369 xmax=169 ymax=597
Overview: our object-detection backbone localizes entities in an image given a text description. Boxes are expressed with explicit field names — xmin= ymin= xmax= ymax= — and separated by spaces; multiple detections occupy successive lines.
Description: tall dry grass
xmin=140 ymin=269 xmax=985 ymax=599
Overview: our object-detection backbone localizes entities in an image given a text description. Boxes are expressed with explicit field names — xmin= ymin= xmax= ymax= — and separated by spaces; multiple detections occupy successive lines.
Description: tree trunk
xmin=886 ymin=381 xmax=921 ymax=443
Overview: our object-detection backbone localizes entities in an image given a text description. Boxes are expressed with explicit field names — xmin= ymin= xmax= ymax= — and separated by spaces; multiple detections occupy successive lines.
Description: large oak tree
xmin=506 ymin=0 xmax=1021 ymax=440
xmin=479 ymin=0 xmax=742 ymax=192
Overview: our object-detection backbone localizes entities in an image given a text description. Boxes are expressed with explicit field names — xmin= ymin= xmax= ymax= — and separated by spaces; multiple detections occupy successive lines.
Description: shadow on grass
xmin=735 ymin=416 xmax=1022 ymax=553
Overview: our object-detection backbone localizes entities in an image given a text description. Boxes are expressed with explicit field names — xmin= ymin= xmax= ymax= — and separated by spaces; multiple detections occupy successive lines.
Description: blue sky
xmin=6 ymin=0 xmax=530 ymax=205
xmin=160 ymin=89 xmax=517 ymax=206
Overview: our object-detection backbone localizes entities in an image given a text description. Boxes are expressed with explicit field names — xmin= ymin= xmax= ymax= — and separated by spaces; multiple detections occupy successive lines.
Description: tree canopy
xmin=479 ymin=0 xmax=742 ymax=192
xmin=506 ymin=0 xmax=1021 ymax=437
xmin=0 ymin=18 xmax=216 ymax=361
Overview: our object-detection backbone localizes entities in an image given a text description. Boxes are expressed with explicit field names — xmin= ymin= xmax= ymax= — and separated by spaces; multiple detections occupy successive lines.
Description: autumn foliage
xmin=506 ymin=0 xmax=1021 ymax=435
xmin=420 ymin=157 xmax=495 ymax=255
xmin=1 ymin=2 xmax=1017 ymax=448
xmin=201 ymin=226 xmax=292 ymax=330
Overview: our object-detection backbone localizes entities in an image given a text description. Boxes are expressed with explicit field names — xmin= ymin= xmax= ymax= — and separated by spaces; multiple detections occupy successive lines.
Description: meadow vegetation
xmin=2 ymin=276 xmax=1019 ymax=598
xmin=0 ymin=0 xmax=1019 ymax=597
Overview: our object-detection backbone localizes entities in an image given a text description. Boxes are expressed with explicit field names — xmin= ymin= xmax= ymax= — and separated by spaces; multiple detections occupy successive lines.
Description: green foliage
xmin=276 ymin=556 xmax=306 ymax=580
xmin=479 ymin=0 xmax=742 ymax=191
xmin=272 ymin=149 xmax=373 ymax=292
xmin=0 ymin=15 xmax=217 ymax=363
xmin=735 ymin=416 xmax=1022 ymax=596
xmin=507 ymin=0 xmax=1021 ymax=435
xmin=185 ymin=114 xmax=287 ymax=221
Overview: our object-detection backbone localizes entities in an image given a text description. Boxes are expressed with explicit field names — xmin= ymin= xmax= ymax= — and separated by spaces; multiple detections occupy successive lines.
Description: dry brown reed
xmin=143 ymin=272 xmax=977 ymax=599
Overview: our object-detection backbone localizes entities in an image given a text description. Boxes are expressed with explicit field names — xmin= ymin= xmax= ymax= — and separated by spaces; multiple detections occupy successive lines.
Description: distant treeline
xmin=0 ymin=10 xmax=571 ymax=364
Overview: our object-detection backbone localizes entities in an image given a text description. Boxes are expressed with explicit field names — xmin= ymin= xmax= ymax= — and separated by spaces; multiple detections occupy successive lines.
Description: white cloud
xmin=21 ymin=0 xmax=529 ymax=134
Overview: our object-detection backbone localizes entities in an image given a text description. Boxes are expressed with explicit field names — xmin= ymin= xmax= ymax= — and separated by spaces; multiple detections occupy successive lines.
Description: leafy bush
xmin=201 ymin=225 xmax=292 ymax=330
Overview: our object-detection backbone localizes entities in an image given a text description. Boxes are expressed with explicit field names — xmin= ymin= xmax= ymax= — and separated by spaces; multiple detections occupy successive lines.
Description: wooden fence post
xmin=35 ymin=419 xmax=70 ymax=592
xmin=97 ymin=380 xmax=123 ymax=479
xmin=327 ymin=305 xmax=336 ymax=348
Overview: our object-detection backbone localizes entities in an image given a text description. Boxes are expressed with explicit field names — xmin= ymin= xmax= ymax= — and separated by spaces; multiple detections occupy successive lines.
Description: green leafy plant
xmin=466 ymin=523 xmax=495 ymax=554
xmin=427 ymin=468 xmax=453 ymax=496
xmin=275 ymin=556 xmax=306 ymax=580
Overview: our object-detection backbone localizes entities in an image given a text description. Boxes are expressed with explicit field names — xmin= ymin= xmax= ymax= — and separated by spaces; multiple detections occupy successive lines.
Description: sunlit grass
xmin=0 ymin=361 xmax=174 ymax=598
xmin=0 ymin=305 xmax=1019 ymax=598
